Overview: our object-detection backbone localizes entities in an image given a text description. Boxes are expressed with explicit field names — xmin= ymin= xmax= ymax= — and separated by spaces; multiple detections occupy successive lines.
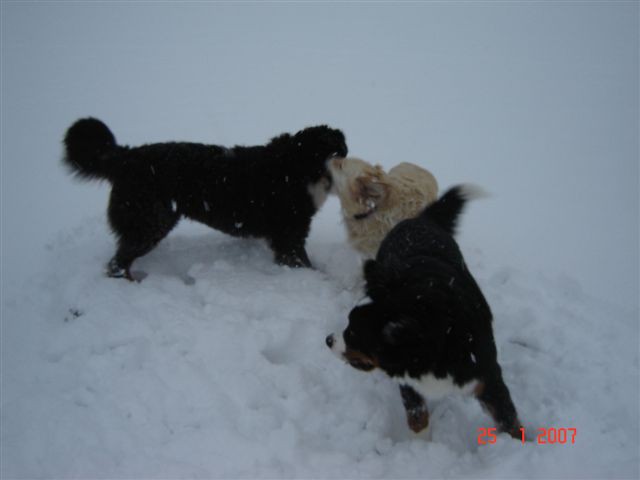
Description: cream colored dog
xmin=329 ymin=157 xmax=438 ymax=257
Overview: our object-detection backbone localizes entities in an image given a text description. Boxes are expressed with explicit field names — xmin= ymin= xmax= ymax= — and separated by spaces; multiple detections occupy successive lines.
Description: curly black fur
xmin=63 ymin=118 xmax=347 ymax=279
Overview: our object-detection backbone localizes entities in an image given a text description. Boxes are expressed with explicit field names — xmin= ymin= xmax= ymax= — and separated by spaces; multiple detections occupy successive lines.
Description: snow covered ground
xmin=2 ymin=2 xmax=638 ymax=479
xmin=2 ymin=212 xmax=638 ymax=478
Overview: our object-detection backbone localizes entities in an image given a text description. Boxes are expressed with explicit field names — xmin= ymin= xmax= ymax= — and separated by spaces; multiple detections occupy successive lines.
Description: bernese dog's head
xmin=326 ymin=299 xmax=436 ymax=378
xmin=326 ymin=302 xmax=382 ymax=372
xmin=326 ymin=258 xmax=459 ymax=378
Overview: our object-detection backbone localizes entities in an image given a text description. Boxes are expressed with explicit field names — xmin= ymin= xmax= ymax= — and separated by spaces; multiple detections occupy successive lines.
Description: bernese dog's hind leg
xmin=400 ymin=384 xmax=430 ymax=433
xmin=474 ymin=373 xmax=521 ymax=439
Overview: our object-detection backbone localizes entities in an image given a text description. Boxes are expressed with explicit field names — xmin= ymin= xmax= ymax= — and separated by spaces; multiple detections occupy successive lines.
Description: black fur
xmin=329 ymin=185 xmax=521 ymax=438
xmin=63 ymin=118 xmax=347 ymax=279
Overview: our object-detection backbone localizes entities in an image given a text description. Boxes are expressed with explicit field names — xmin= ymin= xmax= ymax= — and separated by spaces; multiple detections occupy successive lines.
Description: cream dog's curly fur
xmin=329 ymin=157 xmax=438 ymax=257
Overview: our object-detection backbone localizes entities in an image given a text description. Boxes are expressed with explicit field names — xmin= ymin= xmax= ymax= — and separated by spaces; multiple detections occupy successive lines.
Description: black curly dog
xmin=63 ymin=118 xmax=347 ymax=280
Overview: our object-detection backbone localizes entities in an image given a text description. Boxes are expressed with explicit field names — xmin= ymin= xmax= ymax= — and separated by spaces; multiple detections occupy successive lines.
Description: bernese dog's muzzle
xmin=326 ymin=333 xmax=378 ymax=372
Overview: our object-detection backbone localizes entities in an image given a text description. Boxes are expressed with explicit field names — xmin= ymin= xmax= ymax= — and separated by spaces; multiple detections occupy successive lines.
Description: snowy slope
xmin=2 ymin=201 xmax=638 ymax=478
xmin=2 ymin=2 xmax=638 ymax=479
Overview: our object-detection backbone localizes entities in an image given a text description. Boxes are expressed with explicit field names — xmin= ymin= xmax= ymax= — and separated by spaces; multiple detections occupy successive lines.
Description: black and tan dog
xmin=63 ymin=118 xmax=347 ymax=279
xmin=327 ymin=185 xmax=521 ymax=438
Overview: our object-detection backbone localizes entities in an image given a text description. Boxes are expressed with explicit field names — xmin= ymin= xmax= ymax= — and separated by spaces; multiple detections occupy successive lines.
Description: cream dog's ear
xmin=356 ymin=175 xmax=389 ymax=202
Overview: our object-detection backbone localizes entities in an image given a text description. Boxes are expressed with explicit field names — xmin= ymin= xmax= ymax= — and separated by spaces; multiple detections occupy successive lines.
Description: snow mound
xmin=2 ymin=216 xmax=638 ymax=478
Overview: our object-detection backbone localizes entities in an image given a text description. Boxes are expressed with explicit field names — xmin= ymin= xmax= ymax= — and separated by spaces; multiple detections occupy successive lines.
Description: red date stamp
xmin=477 ymin=427 xmax=577 ymax=445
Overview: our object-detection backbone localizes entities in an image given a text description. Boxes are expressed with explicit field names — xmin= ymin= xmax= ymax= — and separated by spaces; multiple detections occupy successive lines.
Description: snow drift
xmin=2 ymin=206 xmax=637 ymax=478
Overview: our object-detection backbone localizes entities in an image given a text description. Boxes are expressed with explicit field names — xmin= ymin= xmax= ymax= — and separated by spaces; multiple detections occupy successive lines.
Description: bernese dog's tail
xmin=421 ymin=184 xmax=488 ymax=236
xmin=63 ymin=117 xmax=122 ymax=181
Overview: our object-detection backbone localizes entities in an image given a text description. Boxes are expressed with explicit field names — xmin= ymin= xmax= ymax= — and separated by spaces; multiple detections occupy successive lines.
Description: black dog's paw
xmin=275 ymin=252 xmax=312 ymax=269
xmin=105 ymin=259 xmax=145 ymax=281
xmin=106 ymin=258 xmax=129 ymax=278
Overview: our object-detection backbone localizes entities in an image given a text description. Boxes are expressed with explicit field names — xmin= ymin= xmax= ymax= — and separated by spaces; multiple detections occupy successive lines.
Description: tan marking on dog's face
xmin=342 ymin=347 xmax=379 ymax=372
xmin=327 ymin=330 xmax=379 ymax=372
xmin=328 ymin=157 xmax=390 ymax=216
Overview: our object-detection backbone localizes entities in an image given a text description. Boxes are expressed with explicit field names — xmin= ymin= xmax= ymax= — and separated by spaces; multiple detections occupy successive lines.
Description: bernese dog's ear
xmin=382 ymin=317 xmax=423 ymax=346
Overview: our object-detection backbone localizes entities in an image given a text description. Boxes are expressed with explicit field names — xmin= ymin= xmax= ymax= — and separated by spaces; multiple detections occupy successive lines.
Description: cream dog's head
xmin=328 ymin=157 xmax=390 ymax=220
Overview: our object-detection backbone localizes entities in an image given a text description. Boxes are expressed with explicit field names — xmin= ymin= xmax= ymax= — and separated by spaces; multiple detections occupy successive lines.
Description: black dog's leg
xmin=107 ymin=186 xmax=180 ymax=280
xmin=108 ymin=237 xmax=162 ymax=281
xmin=269 ymin=235 xmax=312 ymax=268
xmin=399 ymin=385 xmax=430 ymax=433
xmin=475 ymin=371 xmax=521 ymax=439
xmin=107 ymin=254 xmax=134 ymax=280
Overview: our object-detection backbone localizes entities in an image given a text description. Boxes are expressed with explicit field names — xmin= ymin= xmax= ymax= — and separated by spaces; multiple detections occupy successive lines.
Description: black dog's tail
xmin=421 ymin=184 xmax=488 ymax=236
xmin=63 ymin=117 xmax=121 ymax=181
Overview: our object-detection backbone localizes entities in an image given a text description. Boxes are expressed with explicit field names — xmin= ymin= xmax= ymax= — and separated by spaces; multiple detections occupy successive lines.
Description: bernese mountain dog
xmin=327 ymin=185 xmax=521 ymax=438
xmin=63 ymin=118 xmax=347 ymax=280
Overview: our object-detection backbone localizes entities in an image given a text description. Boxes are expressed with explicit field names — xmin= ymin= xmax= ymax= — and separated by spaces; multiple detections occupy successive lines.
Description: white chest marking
xmin=398 ymin=373 xmax=477 ymax=400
